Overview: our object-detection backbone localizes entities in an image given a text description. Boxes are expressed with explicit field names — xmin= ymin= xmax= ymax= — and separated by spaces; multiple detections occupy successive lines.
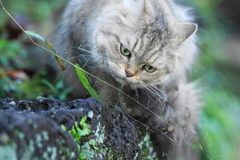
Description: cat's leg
xmin=144 ymin=82 xmax=200 ymax=160
xmin=166 ymin=82 xmax=201 ymax=160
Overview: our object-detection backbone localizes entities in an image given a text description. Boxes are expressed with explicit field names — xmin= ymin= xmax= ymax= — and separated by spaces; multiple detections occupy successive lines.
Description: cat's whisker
xmin=141 ymin=84 xmax=159 ymax=101
xmin=149 ymin=84 xmax=165 ymax=96
xmin=138 ymin=85 xmax=155 ymax=102
xmin=143 ymin=87 xmax=161 ymax=103
xmin=142 ymin=83 xmax=165 ymax=101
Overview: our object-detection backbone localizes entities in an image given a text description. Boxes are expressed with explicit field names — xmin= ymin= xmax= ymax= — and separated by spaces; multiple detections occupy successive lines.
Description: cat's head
xmin=92 ymin=0 xmax=197 ymax=88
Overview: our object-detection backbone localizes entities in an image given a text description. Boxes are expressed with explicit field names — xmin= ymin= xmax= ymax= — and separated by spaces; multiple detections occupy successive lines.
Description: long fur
xmin=55 ymin=0 xmax=201 ymax=159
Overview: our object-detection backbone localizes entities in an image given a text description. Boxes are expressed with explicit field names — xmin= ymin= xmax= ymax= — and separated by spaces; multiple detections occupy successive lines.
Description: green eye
xmin=143 ymin=65 xmax=156 ymax=73
xmin=120 ymin=44 xmax=131 ymax=57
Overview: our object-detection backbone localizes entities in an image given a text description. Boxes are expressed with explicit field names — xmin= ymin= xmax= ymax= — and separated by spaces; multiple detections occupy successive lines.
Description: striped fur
xmin=55 ymin=0 xmax=201 ymax=159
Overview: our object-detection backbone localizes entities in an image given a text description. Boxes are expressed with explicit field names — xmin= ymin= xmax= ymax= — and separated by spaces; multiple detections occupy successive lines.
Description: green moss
xmin=42 ymin=131 xmax=49 ymax=141
xmin=79 ymin=142 xmax=95 ymax=160
xmin=0 ymin=133 xmax=17 ymax=160
xmin=92 ymin=123 xmax=109 ymax=158
xmin=69 ymin=117 xmax=91 ymax=144
xmin=47 ymin=146 xmax=57 ymax=159
xmin=89 ymin=139 xmax=99 ymax=150
xmin=93 ymin=122 xmax=105 ymax=144
xmin=13 ymin=129 xmax=25 ymax=140
xmin=87 ymin=111 xmax=94 ymax=119
xmin=138 ymin=133 xmax=158 ymax=160
xmin=61 ymin=115 xmax=122 ymax=159
xmin=0 ymin=143 xmax=18 ymax=160
xmin=63 ymin=116 xmax=93 ymax=160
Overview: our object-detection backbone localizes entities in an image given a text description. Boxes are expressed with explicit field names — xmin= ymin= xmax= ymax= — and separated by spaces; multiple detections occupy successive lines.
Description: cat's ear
xmin=176 ymin=22 xmax=197 ymax=43
xmin=123 ymin=0 xmax=144 ymax=15
xmin=143 ymin=0 xmax=156 ymax=16
xmin=123 ymin=0 xmax=156 ymax=17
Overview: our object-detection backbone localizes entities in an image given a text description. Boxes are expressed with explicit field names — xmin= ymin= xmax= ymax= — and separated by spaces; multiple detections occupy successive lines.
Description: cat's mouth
xmin=108 ymin=66 xmax=143 ymax=87
xmin=114 ymin=75 xmax=143 ymax=88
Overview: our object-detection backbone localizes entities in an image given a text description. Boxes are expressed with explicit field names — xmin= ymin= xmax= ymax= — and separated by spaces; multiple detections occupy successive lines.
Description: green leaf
xmin=74 ymin=121 xmax=80 ymax=131
xmin=74 ymin=64 xmax=101 ymax=102
xmin=78 ymin=129 xmax=90 ymax=136
xmin=80 ymin=116 xmax=87 ymax=123
xmin=69 ymin=127 xmax=76 ymax=136
xmin=80 ymin=123 xmax=88 ymax=129
xmin=89 ymin=139 xmax=95 ymax=146
xmin=61 ymin=125 xmax=67 ymax=131
xmin=79 ymin=153 xmax=87 ymax=160
xmin=24 ymin=30 xmax=45 ymax=42
xmin=89 ymin=139 xmax=99 ymax=150
xmin=24 ymin=30 xmax=66 ymax=71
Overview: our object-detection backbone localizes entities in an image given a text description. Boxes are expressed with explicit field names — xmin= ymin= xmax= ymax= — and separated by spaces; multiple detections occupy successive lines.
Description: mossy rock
xmin=0 ymin=98 xmax=140 ymax=160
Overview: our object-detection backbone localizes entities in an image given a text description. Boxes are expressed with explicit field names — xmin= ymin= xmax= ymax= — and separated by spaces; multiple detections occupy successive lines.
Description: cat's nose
xmin=125 ymin=69 xmax=134 ymax=77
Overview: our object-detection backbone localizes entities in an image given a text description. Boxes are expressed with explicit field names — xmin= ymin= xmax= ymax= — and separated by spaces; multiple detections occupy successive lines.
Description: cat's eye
xmin=120 ymin=44 xmax=131 ymax=58
xmin=143 ymin=65 xmax=156 ymax=73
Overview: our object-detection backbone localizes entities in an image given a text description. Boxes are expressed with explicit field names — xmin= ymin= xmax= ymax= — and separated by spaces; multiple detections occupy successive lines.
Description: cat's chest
xmin=116 ymin=87 xmax=170 ymax=117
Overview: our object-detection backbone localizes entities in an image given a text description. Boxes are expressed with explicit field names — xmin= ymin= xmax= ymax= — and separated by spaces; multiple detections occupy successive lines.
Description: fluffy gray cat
xmin=55 ymin=0 xmax=201 ymax=159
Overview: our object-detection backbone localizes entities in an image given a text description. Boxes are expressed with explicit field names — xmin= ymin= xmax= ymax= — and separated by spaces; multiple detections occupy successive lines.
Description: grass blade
xmin=74 ymin=64 xmax=101 ymax=102
xmin=25 ymin=30 xmax=66 ymax=71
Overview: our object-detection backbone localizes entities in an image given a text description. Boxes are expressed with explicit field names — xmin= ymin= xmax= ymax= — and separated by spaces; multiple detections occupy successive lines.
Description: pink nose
xmin=125 ymin=69 xmax=134 ymax=77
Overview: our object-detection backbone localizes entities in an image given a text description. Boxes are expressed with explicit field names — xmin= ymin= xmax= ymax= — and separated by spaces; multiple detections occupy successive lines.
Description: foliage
xmin=24 ymin=30 xmax=66 ymax=71
xmin=200 ymin=90 xmax=240 ymax=160
xmin=0 ymin=36 xmax=71 ymax=100
xmin=0 ymin=69 xmax=71 ymax=101
xmin=74 ymin=64 xmax=102 ymax=102
xmin=0 ymin=38 xmax=27 ymax=68
xmin=0 ymin=38 xmax=71 ymax=101
xmin=0 ymin=0 xmax=67 ymax=29
xmin=23 ymin=29 xmax=100 ymax=101
xmin=62 ymin=116 xmax=92 ymax=160
xmin=186 ymin=0 xmax=240 ymax=159
xmin=138 ymin=133 xmax=158 ymax=160
xmin=0 ymin=1 xmax=71 ymax=101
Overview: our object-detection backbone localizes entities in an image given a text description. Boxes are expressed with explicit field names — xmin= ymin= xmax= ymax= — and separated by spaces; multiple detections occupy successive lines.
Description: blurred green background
xmin=0 ymin=0 xmax=239 ymax=159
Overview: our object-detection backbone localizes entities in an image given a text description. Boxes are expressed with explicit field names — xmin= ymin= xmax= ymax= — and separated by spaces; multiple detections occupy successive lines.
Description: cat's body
xmin=55 ymin=0 xmax=201 ymax=159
